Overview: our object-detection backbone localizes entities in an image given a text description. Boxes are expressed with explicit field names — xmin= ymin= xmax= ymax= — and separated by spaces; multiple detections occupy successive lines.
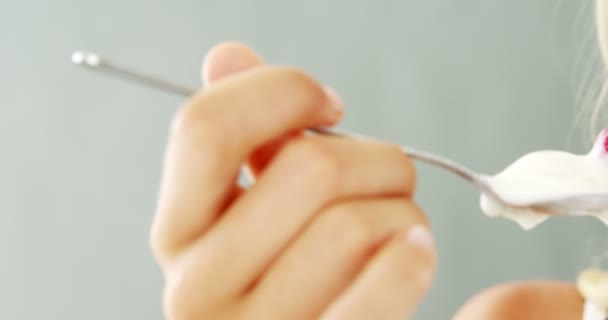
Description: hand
xmin=454 ymin=281 xmax=583 ymax=319
xmin=149 ymin=42 xmax=437 ymax=320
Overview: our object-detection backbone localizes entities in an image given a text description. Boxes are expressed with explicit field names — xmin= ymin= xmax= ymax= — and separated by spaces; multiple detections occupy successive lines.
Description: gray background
xmin=2 ymin=0 xmax=607 ymax=319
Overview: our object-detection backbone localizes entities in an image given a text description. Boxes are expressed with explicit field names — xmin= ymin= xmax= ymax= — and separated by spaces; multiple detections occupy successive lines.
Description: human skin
xmin=149 ymin=42 xmax=436 ymax=320
xmin=454 ymin=281 xmax=583 ymax=319
xmin=150 ymin=42 xmax=585 ymax=319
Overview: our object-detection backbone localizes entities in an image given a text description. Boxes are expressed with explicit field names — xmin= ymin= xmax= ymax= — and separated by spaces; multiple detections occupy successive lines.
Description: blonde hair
xmin=593 ymin=0 xmax=608 ymax=139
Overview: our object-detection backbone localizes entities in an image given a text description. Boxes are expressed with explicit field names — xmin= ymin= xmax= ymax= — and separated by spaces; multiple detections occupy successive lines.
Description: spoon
xmin=70 ymin=51 xmax=608 ymax=216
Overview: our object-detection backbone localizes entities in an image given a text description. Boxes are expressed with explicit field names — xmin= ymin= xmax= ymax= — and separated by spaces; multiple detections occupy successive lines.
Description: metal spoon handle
xmin=71 ymin=51 xmax=486 ymax=190
xmin=72 ymin=52 xmax=196 ymax=96
xmin=309 ymin=127 xmax=479 ymax=181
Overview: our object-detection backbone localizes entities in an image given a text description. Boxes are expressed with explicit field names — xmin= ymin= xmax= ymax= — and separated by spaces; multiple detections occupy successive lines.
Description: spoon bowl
xmin=531 ymin=193 xmax=608 ymax=214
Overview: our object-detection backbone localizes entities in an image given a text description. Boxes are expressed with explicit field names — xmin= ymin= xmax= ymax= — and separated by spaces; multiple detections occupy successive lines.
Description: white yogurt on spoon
xmin=480 ymin=129 xmax=608 ymax=230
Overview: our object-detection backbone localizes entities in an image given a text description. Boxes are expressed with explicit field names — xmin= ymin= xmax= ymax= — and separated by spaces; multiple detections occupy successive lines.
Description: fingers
xmin=320 ymin=226 xmax=436 ymax=320
xmin=168 ymin=136 xmax=417 ymax=312
xmin=244 ymin=197 xmax=429 ymax=319
xmin=453 ymin=281 xmax=583 ymax=320
xmin=201 ymin=42 xmax=312 ymax=176
xmin=151 ymin=65 xmax=344 ymax=263
xmin=202 ymin=42 xmax=264 ymax=85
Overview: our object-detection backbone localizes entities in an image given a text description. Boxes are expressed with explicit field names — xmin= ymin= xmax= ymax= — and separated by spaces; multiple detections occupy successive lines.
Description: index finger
xmin=150 ymin=65 xmax=344 ymax=263
xmin=202 ymin=42 xmax=310 ymax=176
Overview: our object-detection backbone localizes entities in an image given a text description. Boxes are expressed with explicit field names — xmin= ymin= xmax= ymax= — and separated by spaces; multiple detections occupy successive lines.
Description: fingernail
xmin=405 ymin=225 xmax=434 ymax=250
xmin=324 ymin=86 xmax=344 ymax=113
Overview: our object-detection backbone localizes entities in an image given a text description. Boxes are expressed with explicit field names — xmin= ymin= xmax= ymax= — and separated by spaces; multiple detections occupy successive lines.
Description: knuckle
xmin=319 ymin=204 xmax=374 ymax=254
xmin=387 ymin=246 xmax=436 ymax=296
xmin=148 ymin=225 xmax=165 ymax=260
xmin=163 ymin=276 xmax=188 ymax=320
xmin=403 ymin=200 xmax=430 ymax=228
xmin=162 ymin=272 xmax=208 ymax=320
xmin=164 ymin=286 xmax=195 ymax=320
xmin=283 ymin=138 xmax=342 ymax=193
xmin=271 ymin=67 xmax=327 ymax=113
xmin=169 ymin=97 xmax=227 ymax=153
xmin=169 ymin=99 xmax=199 ymax=136
xmin=412 ymin=264 xmax=435 ymax=295
xmin=148 ymin=223 xmax=173 ymax=266
xmin=403 ymin=230 xmax=437 ymax=281
xmin=381 ymin=143 xmax=417 ymax=192
xmin=419 ymin=246 xmax=438 ymax=276
xmin=392 ymin=145 xmax=417 ymax=188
